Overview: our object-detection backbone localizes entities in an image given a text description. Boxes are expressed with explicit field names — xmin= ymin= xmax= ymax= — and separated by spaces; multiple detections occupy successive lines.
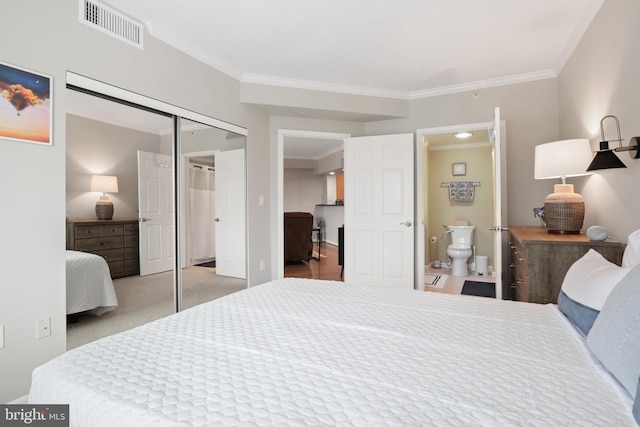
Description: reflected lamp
xmin=90 ymin=175 xmax=119 ymax=220
xmin=534 ymin=139 xmax=593 ymax=234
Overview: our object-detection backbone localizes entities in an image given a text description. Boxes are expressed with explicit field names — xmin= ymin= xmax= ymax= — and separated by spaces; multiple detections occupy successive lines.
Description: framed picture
xmin=0 ymin=61 xmax=52 ymax=146
xmin=452 ymin=162 xmax=466 ymax=176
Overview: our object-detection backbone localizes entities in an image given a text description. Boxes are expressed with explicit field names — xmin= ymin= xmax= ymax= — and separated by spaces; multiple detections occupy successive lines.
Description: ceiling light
xmin=455 ymin=132 xmax=472 ymax=139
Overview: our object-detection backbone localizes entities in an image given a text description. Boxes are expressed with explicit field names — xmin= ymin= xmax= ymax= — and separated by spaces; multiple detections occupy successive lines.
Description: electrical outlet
xmin=259 ymin=259 xmax=266 ymax=271
xmin=259 ymin=195 xmax=265 ymax=207
xmin=36 ymin=317 xmax=51 ymax=339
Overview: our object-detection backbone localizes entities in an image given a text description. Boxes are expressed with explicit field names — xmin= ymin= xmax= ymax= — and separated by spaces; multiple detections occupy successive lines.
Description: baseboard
xmin=8 ymin=394 xmax=28 ymax=404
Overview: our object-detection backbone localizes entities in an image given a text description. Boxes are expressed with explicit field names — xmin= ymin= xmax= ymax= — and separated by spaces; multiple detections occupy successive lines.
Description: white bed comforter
xmin=30 ymin=278 xmax=635 ymax=426
xmin=65 ymin=250 xmax=117 ymax=316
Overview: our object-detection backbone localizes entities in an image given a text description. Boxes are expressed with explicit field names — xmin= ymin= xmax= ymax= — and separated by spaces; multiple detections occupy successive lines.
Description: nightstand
xmin=508 ymin=226 xmax=624 ymax=304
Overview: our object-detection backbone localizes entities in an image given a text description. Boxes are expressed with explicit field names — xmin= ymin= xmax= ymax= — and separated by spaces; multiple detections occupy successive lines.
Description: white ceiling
xmin=71 ymin=0 xmax=604 ymax=160
xmin=102 ymin=0 xmax=603 ymax=97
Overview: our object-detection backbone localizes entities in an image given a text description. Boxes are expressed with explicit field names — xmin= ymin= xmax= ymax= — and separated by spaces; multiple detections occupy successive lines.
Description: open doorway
xmin=416 ymin=116 xmax=507 ymax=298
xmin=277 ymin=129 xmax=350 ymax=281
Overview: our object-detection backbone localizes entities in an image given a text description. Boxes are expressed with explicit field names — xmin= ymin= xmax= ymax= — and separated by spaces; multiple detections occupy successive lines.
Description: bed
xmin=29 ymin=268 xmax=640 ymax=426
xmin=65 ymin=250 xmax=118 ymax=316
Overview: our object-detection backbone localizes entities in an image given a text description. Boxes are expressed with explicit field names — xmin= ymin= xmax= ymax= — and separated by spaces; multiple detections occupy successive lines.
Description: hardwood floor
xmin=284 ymin=242 xmax=343 ymax=281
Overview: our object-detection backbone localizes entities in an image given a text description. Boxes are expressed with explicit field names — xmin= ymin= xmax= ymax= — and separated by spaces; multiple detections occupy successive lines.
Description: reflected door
xmin=138 ymin=150 xmax=174 ymax=276
xmin=214 ymin=148 xmax=246 ymax=279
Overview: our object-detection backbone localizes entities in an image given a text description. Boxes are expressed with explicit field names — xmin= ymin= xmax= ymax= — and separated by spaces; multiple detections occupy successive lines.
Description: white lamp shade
xmin=90 ymin=175 xmax=119 ymax=193
xmin=534 ymin=139 xmax=593 ymax=180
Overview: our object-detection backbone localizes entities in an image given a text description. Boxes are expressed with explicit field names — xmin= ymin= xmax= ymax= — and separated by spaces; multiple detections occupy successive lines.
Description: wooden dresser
xmin=508 ymin=226 xmax=624 ymax=304
xmin=66 ymin=218 xmax=140 ymax=279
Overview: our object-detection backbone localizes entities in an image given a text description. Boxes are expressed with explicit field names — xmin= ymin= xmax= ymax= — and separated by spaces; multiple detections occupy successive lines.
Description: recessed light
xmin=455 ymin=132 xmax=472 ymax=139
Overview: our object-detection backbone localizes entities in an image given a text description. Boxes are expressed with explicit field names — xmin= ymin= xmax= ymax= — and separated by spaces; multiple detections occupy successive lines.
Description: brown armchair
xmin=284 ymin=212 xmax=314 ymax=262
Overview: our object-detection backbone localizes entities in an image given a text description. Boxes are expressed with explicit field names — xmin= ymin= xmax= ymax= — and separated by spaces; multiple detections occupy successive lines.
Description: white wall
xmin=558 ymin=0 xmax=640 ymax=242
xmin=283 ymin=168 xmax=324 ymax=213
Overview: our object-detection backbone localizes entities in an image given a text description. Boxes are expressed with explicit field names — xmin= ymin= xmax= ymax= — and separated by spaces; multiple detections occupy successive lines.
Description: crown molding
xmin=241 ymin=73 xmax=409 ymax=100
xmin=407 ymin=70 xmax=557 ymax=99
xmin=146 ymin=22 xmax=558 ymax=101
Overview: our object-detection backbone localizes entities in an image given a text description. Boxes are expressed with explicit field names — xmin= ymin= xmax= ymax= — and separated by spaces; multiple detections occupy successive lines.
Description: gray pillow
xmin=587 ymin=263 xmax=640 ymax=398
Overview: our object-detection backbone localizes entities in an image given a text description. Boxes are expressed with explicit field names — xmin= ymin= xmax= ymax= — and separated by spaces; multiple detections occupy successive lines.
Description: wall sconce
xmin=586 ymin=115 xmax=640 ymax=171
xmin=90 ymin=175 xmax=119 ymax=220
xmin=534 ymin=139 xmax=593 ymax=234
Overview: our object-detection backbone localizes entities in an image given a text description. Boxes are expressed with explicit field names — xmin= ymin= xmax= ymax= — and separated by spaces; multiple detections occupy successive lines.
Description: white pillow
xmin=561 ymin=249 xmax=630 ymax=310
xmin=622 ymin=229 xmax=640 ymax=268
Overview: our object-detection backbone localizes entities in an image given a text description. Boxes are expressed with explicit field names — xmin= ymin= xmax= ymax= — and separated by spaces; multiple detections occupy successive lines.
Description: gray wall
xmin=66 ymin=114 xmax=167 ymax=219
xmin=558 ymin=0 xmax=640 ymax=242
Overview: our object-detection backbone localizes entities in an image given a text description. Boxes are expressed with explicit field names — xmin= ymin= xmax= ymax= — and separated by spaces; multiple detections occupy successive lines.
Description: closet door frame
xmin=66 ymin=72 xmax=248 ymax=313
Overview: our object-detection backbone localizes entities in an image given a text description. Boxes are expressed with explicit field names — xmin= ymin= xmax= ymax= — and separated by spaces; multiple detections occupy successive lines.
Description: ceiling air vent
xmin=79 ymin=0 xmax=144 ymax=49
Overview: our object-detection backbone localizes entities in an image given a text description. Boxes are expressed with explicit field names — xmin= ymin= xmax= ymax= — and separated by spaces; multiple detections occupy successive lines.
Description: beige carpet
xmin=66 ymin=266 xmax=246 ymax=350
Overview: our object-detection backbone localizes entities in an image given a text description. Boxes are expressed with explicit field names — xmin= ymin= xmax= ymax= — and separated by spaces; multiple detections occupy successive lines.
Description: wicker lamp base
xmin=543 ymin=184 xmax=584 ymax=234
xmin=95 ymin=196 xmax=114 ymax=220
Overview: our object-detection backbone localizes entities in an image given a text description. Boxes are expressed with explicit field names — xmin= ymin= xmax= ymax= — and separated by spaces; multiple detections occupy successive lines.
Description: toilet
xmin=446 ymin=224 xmax=475 ymax=277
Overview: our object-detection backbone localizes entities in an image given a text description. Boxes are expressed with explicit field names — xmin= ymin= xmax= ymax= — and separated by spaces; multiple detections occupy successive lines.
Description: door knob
xmin=214 ymin=218 xmax=221 ymax=222
xmin=139 ymin=218 xmax=152 ymax=222
xmin=400 ymin=221 xmax=412 ymax=227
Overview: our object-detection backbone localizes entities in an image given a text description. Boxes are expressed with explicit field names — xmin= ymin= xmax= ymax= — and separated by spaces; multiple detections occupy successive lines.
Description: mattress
xmin=30 ymin=278 xmax=635 ymax=426
xmin=65 ymin=250 xmax=118 ymax=316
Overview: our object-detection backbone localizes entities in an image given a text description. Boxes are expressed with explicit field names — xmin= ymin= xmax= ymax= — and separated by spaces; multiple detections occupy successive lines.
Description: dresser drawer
xmin=92 ymin=248 xmax=125 ymax=263
xmin=124 ymin=235 xmax=139 ymax=248
xmin=74 ymin=224 xmax=124 ymax=239
xmin=107 ymin=260 xmax=125 ymax=276
xmin=124 ymin=222 xmax=139 ymax=235
xmin=124 ymin=246 xmax=139 ymax=261
xmin=75 ymin=236 xmax=123 ymax=252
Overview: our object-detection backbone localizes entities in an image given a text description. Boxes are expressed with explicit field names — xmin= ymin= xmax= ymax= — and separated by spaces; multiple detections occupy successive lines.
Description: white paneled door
xmin=344 ymin=134 xmax=414 ymax=289
xmin=137 ymin=151 xmax=174 ymax=276
xmin=214 ymin=148 xmax=246 ymax=279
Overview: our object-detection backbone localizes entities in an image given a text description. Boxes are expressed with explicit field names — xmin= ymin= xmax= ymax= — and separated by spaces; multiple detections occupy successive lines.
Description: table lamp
xmin=534 ymin=139 xmax=592 ymax=233
xmin=91 ymin=175 xmax=119 ymax=220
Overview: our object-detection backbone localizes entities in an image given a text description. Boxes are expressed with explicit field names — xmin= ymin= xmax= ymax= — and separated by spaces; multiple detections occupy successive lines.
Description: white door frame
xmin=415 ymin=120 xmax=507 ymax=293
xmin=275 ymin=129 xmax=351 ymax=278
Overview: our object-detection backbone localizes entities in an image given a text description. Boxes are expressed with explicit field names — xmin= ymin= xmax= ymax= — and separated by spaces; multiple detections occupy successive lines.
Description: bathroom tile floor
xmin=424 ymin=263 xmax=495 ymax=295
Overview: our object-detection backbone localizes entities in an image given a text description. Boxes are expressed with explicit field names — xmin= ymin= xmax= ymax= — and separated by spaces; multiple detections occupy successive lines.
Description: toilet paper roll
xmin=429 ymin=236 xmax=438 ymax=243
